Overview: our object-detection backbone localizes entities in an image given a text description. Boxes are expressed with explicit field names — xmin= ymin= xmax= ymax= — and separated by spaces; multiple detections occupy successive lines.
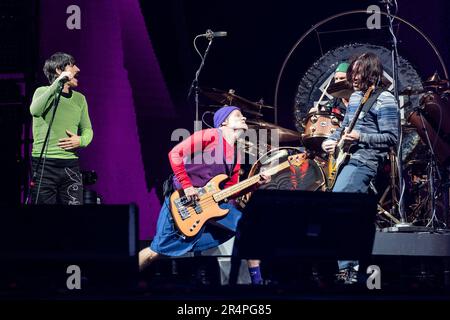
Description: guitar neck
xmin=337 ymin=86 xmax=374 ymax=146
xmin=346 ymin=108 xmax=361 ymax=133
xmin=214 ymin=160 xmax=291 ymax=202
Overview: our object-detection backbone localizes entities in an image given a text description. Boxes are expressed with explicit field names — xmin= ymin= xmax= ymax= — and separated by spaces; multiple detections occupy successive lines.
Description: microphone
xmin=204 ymin=29 xmax=227 ymax=41
xmin=58 ymin=76 xmax=70 ymax=84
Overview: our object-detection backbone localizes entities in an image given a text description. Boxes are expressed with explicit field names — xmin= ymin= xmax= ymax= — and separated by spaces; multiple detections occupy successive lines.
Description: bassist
xmin=139 ymin=106 xmax=269 ymax=285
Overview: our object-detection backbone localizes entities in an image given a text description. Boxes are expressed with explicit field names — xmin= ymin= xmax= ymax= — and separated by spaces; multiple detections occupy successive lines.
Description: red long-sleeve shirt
xmin=169 ymin=128 xmax=240 ymax=190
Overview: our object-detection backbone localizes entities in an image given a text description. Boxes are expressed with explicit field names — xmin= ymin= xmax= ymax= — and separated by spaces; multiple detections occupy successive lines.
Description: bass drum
xmin=238 ymin=147 xmax=326 ymax=207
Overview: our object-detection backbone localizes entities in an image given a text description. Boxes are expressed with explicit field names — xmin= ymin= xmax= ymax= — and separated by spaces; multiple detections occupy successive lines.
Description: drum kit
xmin=201 ymin=72 xmax=450 ymax=227
xmin=200 ymin=84 xmax=347 ymax=195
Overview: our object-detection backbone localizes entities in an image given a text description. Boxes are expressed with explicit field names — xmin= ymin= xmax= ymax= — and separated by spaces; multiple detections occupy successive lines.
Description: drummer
xmin=309 ymin=62 xmax=351 ymax=116
xmin=330 ymin=62 xmax=351 ymax=114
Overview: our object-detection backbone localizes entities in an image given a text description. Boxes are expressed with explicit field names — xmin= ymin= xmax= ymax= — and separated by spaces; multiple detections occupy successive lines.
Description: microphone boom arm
xmin=188 ymin=34 xmax=215 ymax=131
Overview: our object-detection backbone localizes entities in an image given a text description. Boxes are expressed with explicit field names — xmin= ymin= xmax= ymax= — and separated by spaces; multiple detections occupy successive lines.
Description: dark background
xmin=139 ymin=0 xmax=449 ymax=130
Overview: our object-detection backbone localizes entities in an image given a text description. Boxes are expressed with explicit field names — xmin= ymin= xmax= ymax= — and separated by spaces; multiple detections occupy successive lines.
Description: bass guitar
xmin=170 ymin=153 xmax=305 ymax=237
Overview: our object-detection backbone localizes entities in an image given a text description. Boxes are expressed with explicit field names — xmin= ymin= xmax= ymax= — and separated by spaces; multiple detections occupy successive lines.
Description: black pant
xmin=30 ymin=157 xmax=83 ymax=205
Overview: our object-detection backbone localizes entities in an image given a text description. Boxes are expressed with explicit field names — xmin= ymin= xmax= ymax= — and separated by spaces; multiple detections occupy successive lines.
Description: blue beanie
xmin=213 ymin=106 xmax=240 ymax=128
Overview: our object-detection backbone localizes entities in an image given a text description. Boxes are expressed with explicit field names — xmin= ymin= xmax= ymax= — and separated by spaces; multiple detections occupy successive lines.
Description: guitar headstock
xmin=288 ymin=153 xmax=306 ymax=167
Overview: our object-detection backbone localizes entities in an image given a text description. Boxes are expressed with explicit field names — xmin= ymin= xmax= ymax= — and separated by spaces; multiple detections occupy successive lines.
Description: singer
xmin=29 ymin=52 xmax=93 ymax=205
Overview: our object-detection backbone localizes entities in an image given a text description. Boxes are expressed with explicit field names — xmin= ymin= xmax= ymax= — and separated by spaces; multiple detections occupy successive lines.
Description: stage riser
xmin=373 ymin=231 xmax=450 ymax=257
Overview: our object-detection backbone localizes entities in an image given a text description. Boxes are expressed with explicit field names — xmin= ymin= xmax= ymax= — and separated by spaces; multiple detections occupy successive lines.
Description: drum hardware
xmin=374 ymin=143 xmax=445 ymax=229
xmin=416 ymin=109 xmax=445 ymax=229
xmin=377 ymin=205 xmax=401 ymax=225
xmin=417 ymin=90 xmax=450 ymax=141
xmin=407 ymin=89 xmax=450 ymax=165
xmin=385 ymin=88 xmax=449 ymax=231
xmin=422 ymin=72 xmax=450 ymax=92
xmin=376 ymin=148 xmax=401 ymax=227
xmin=331 ymin=117 xmax=339 ymax=125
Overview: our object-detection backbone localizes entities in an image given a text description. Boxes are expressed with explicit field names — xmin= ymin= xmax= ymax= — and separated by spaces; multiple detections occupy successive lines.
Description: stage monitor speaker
xmin=0 ymin=204 xmax=138 ymax=296
xmin=236 ymin=190 xmax=377 ymax=261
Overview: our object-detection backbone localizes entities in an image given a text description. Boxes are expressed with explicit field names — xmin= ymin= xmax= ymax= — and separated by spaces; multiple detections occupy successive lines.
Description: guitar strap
xmin=359 ymin=87 xmax=385 ymax=120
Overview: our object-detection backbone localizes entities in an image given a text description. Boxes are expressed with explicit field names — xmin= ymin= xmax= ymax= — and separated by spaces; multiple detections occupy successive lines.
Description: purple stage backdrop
xmin=39 ymin=0 xmax=176 ymax=239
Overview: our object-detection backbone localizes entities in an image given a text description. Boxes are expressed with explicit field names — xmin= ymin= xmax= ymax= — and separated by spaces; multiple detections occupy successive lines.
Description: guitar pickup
xmin=179 ymin=207 xmax=190 ymax=220
xmin=193 ymin=202 xmax=202 ymax=214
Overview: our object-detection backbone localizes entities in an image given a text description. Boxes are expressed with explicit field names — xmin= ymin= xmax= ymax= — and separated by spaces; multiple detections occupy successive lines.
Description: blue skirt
xmin=150 ymin=197 xmax=242 ymax=256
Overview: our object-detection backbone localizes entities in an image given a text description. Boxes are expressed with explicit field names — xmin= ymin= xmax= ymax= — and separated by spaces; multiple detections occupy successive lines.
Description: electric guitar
xmin=170 ymin=153 xmax=305 ymax=237
xmin=327 ymin=85 xmax=374 ymax=189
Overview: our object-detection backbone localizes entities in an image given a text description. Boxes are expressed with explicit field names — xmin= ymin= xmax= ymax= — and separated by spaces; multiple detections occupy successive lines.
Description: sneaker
xmin=336 ymin=266 xmax=358 ymax=284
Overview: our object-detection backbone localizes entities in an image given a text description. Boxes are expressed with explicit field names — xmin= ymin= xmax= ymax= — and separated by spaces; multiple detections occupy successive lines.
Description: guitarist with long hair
xmin=322 ymin=52 xmax=399 ymax=278
xmin=322 ymin=52 xmax=399 ymax=193
xmin=139 ymin=106 xmax=270 ymax=285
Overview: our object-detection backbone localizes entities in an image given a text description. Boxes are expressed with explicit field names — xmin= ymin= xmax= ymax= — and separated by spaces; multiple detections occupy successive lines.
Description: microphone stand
xmin=26 ymin=82 xmax=64 ymax=204
xmin=383 ymin=0 xmax=410 ymax=229
xmin=188 ymin=34 xmax=214 ymax=132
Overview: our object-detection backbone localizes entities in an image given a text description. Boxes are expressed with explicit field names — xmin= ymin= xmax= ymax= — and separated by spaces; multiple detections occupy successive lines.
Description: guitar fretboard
xmin=337 ymin=86 xmax=374 ymax=149
xmin=213 ymin=160 xmax=292 ymax=202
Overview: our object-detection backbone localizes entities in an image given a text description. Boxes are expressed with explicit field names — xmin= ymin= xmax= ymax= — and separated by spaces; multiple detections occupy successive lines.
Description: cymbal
xmin=424 ymin=72 xmax=449 ymax=84
xmin=247 ymin=119 xmax=299 ymax=142
xmin=422 ymin=72 xmax=450 ymax=90
xmin=326 ymin=80 xmax=353 ymax=99
xmin=207 ymin=104 xmax=263 ymax=117
xmin=424 ymin=80 xmax=449 ymax=86
xmin=200 ymin=87 xmax=274 ymax=111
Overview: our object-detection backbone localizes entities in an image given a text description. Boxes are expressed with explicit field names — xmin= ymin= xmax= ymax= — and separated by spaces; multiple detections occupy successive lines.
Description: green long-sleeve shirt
xmin=30 ymin=81 xmax=93 ymax=159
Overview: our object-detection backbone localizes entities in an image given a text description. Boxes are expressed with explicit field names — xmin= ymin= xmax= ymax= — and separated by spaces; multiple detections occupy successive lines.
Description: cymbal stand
xmin=418 ymin=112 xmax=444 ymax=229
xmin=385 ymin=109 xmax=444 ymax=232
xmin=378 ymin=148 xmax=401 ymax=224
